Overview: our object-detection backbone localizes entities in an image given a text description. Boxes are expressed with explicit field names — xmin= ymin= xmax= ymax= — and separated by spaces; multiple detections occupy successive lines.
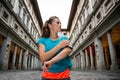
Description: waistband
xmin=42 ymin=69 xmax=70 ymax=79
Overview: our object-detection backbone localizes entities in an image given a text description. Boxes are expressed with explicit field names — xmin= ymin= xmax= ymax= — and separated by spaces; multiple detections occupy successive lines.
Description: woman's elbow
xmin=65 ymin=48 xmax=72 ymax=54
xmin=39 ymin=56 xmax=47 ymax=63
xmin=40 ymin=57 xmax=47 ymax=63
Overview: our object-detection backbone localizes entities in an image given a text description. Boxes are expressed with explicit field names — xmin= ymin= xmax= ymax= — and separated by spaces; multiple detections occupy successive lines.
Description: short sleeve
xmin=62 ymin=36 xmax=69 ymax=40
xmin=36 ymin=38 xmax=44 ymax=45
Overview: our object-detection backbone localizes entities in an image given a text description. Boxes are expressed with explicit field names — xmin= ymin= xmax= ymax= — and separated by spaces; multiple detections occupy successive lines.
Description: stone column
xmin=78 ymin=54 xmax=81 ymax=69
xmin=27 ymin=54 xmax=31 ymax=70
xmin=81 ymin=51 xmax=85 ymax=70
xmin=85 ymin=49 xmax=89 ymax=70
xmin=33 ymin=56 xmax=35 ymax=70
xmin=74 ymin=56 xmax=76 ymax=70
xmin=72 ymin=58 xmax=75 ymax=69
xmin=74 ymin=56 xmax=77 ymax=70
xmin=94 ymin=38 xmax=106 ymax=70
xmin=89 ymin=46 xmax=94 ymax=70
xmin=35 ymin=57 xmax=37 ymax=70
xmin=76 ymin=56 xmax=79 ymax=69
xmin=23 ymin=50 xmax=28 ymax=70
xmin=12 ymin=45 xmax=17 ymax=70
xmin=0 ymin=37 xmax=11 ymax=70
xmin=107 ymin=31 xmax=118 ymax=70
xmin=38 ymin=58 xmax=40 ymax=70
xmin=18 ymin=48 xmax=23 ymax=70
xmin=31 ymin=56 xmax=34 ymax=69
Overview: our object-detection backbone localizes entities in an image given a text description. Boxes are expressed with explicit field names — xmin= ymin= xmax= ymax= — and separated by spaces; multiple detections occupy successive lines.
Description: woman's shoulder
xmin=38 ymin=37 xmax=48 ymax=40
xmin=37 ymin=37 xmax=48 ymax=44
xmin=60 ymin=35 xmax=69 ymax=40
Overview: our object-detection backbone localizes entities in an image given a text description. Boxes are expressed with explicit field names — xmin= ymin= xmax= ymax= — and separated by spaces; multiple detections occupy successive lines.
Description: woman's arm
xmin=38 ymin=40 xmax=69 ymax=62
xmin=42 ymin=47 xmax=72 ymax=72
xmin=50 ymin=47 xmax=72 ymax=64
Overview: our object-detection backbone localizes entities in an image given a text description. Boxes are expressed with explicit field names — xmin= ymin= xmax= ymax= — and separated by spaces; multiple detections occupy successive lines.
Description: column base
xmin=1 ymin=63 xmax=8 ymax=70
xmin=91 ymin=66 xmax=95 ymax=70
xmin=12 ymin=66 xmax=16 ymax=70
xmin=97 ymin=65 xmax=106 ymax=70
xmin=110 ymin=65 xmax=119 ymax=70
xmin=86 ymin=66 xmax=90 ymax=70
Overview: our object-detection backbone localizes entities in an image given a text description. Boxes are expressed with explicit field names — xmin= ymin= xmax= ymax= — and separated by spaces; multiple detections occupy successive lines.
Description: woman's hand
xmin=58 ymin=40 xmax=69 ymax=48
xmin=42 ymin=60 xmax=54 ymax=72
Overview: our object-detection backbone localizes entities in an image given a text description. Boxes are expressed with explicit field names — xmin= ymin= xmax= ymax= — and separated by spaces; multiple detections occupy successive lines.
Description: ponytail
xmin=41 ymin=16 xmax=59 ymax=38
xmin=42 ymin=20 xmax=50 ymax=38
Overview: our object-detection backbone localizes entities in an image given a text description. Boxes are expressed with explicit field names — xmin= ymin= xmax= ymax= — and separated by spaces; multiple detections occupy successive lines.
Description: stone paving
xmin=0 ymin=70 xmax=120 ymax=80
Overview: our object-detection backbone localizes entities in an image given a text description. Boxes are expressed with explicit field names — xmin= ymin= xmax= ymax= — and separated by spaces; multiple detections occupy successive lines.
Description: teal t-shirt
xmin=37 ymin=36 xmax=72 ymax=73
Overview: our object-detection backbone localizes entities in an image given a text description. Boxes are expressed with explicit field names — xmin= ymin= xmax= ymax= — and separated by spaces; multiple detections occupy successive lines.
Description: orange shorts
xmin=42 ymin=69 xmax=70 ymax=79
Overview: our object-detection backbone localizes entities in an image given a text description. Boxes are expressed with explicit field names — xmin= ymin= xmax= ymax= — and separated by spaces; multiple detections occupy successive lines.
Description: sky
xmin=37 ymin=0 xmax=73 ymax=29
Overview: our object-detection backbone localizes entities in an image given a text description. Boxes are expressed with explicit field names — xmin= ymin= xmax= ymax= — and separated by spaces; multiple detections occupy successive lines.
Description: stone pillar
xmin=104 ymin=47 xmax=110 ymax=69
xmin=34 ymin=57 xmax=37 ymax=70
xmin=85 ymin=49 xmax=89 ymax=70
xmin=0 ymin=37 xmax=11 ymax=70
xmin=107 ymin=31 xmax=118 ymax=70
xmin=38 ymin=59 xmax=42 ymax=70
xmin=74 ymin=56 xmax=77 ymax=70
xmin=76 ymin=56 xmax=79 ymax=69
xmin=81 ymin=51 xmax=85 ymax=70
xmin=18 ymin=48 xmax=23 ymax=70
xmin=28 ymin=54 xmax=31 ymax=70
xmin=73 ymin=57 xmax=75 ymax=70
xmin=31 ymin=56 xmax=34 ymax=69
xmin=37 ymin=58 xmax=40 ymax=70
xmin=33 ymin=56 xmax=35 ymax=70
xmin=12 ymin=45 xmax=17 ymax=70
xmin=78 ymin=54 xmax=81 ymax=69
xmin=89 ymin=46 xmax=95 ymax=70
xmin=71 ymin=58 xmax=74 ymax=70
xmin=23 ymin=50 xmax=28 ymax=70
xmin=94 ymin=38 xmax=106 ymax=70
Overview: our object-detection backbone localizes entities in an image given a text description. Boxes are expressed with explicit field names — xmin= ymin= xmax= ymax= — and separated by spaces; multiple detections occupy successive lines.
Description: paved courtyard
xmin=0 ymin=70 xmax=120 ymax=80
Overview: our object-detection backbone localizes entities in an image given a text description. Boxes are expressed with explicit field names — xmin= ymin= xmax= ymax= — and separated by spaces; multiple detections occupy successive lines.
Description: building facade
xmin=68 ymin=0 xmax=120 ymax=70
xmin=0 ymin=0 xmax=43 ymax=70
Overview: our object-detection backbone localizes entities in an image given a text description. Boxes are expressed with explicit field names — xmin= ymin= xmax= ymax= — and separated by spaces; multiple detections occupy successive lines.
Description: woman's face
xmin=49 ymin=18 xmax=61 ymax=33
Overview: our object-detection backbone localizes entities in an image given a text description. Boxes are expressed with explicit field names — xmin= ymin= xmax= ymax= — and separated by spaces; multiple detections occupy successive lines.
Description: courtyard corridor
xmin=0 ymin=70 xmax=120 ymax=80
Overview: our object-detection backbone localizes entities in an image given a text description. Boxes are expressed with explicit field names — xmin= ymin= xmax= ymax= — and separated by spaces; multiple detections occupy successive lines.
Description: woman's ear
xmin=48 ymin=23 xmax=52 ymax=28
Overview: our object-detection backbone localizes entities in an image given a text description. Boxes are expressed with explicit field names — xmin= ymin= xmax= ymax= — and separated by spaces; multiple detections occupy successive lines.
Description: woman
xmin=37 ymin=16 xmax=72 ymax=80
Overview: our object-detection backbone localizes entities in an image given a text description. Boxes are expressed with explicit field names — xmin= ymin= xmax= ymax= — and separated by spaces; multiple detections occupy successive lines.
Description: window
xmin=20 ymin=30 xmax=23 ymax=37
xmin=89 ymin=25 xmax=92 ymax=30
xmin=14 ymin=24 xmax=18 ymax=32
xmin=16 ymin=3 xmax=22 ymax=15
xmin=8 ymin=0 xmax=12 ymax=2
xmin=26 ymin=16 xmax=30 ymax=26
xmin=24 ymin=35 xmax=27 ymax=40
xmin=105 ymin=0 xmax=111 ymax=7
xmin=103 ymin=0 xmax=114 ymax=14
xmin=22 ymin=9 xmax=26 ymax=23
xmin=29 ymin=40 xmax=31 ymax=44
xmin=30 ymin=23 xmax=33 ymax=33
xmin=96 ymin=11 xmax=102 ymax=23
xmin=2 ymin=11 xmax=9 ymax=22
xmin=82 ymin=35 xmax=84 ymax=39
xmin=97 ymin=12 xmax=101 ymax=19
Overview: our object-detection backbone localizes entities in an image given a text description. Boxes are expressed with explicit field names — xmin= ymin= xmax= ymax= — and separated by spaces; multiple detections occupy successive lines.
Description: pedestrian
xmin=37 ymin=16 xmax=73 ymax=80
